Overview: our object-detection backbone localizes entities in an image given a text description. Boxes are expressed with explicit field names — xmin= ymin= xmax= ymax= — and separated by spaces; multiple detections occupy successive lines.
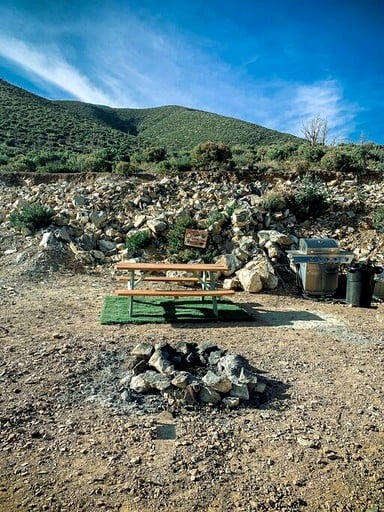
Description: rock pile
xmin=1 ymin=172 xmax=383 ymax=286
xmin=119 ymin=341 xmax=266 ymax=409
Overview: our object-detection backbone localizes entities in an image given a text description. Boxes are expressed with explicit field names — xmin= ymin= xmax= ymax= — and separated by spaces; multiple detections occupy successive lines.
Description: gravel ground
xmin=0 ymin=271 xmax=383 ymax=512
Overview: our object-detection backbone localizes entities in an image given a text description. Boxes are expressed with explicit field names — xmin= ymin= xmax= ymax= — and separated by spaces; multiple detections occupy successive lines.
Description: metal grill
xmin=287 ymin=238 xmax=354 ymax=296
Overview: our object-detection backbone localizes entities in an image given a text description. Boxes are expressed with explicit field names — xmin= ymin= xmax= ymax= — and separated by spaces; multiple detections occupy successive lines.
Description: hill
xmin=0 ymin=78 xmax=300 ymax=162
xmin=0 ymin=79 xmax=135 ymax=159
xmin=56 ymin=101 xmax=301 ymax=150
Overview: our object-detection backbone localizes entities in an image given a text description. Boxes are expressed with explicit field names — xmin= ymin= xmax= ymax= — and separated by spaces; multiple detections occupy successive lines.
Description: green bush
xmin=224 ymin=201 xmax=239 ymax=218
xmin=156 ymin=160 xmax=172 ymax=174
xmin=297 ymin=143 xmax=326 ymax=163
xmin=167 ymin=215 xmax=198 ymax=258
xmin=321 ymin=148 xmax=353 ymax=172
xmin=205 ymin=211 xmax=226 ymax=228
xmin=166 ymin=215 xmax=220 ymax=263
xmin=168 ymin=155 xmax=192 ymax=172
xmin=8 ymin=155 xmax=37 ymax=172
xmin=125 ymin=230 xmax=152 ymax=255
xmin=260 ymin=190 xmax=286 ymax=212
xmin=76 ymin=153 xmax=107 ymax=172
xmin=190 ymin=141 xmax=232 ymax=170
xmin=113 ymin=161 xmax=132 ymax=175
xmin=205 ymin=201 xmax=240 ymax=228
xmin=142 ymin=146 xmax=167 ymax=163
xmin=266 ymin=143 xmax=298 ymax=161
xmin=0 ymin=153 xmax=9 ymax=165
xmin=372 ymin=206 xmax=384 ymax=233
xmin=9 ymin=203 xmax=54 ymax=232
xmin=291 ymin=159 xmax=311 ymax=174
xmin=291 ymin=175 xmax=328 ymax=219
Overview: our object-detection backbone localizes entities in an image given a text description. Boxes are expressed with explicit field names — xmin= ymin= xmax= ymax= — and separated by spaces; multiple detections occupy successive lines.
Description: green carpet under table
xmin=100 ymin=296 xmax=253 ymax=324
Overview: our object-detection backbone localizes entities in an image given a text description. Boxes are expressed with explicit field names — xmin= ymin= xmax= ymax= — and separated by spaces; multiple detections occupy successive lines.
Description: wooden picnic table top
xmin=115 ymin=262 xmax=228 ymax=272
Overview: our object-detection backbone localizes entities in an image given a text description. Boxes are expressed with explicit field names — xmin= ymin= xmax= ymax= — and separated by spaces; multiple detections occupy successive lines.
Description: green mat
xmin=100 ymin=296 xmax=253 ymax=324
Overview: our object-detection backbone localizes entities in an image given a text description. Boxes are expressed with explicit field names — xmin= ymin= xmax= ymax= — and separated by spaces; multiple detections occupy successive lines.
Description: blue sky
xmin=0 ymin=0 xmax=383 ymax=143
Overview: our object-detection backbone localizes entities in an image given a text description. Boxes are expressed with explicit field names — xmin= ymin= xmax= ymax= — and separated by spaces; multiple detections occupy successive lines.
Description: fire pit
xmin=118 ymin=341 xmax=266 ymax=409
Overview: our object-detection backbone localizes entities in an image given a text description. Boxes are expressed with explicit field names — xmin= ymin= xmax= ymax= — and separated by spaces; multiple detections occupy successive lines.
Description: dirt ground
xmin=0 ymin=270 xmax=383 ymax=512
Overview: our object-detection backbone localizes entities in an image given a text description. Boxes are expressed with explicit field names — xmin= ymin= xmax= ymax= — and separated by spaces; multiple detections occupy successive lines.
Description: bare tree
xmin=302 ymin=116 xmax=328 ymax=146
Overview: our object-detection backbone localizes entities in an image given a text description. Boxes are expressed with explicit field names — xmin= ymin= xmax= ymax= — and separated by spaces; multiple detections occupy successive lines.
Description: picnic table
xmin=114 ymin=261 xmax=235 ymax=318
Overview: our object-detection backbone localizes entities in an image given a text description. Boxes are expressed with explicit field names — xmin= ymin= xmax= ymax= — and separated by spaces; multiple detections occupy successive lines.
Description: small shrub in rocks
xmin=167 ymin=215 xmax=199 ymax=261
xmin=372 ymin=206 xmax=384 ymax=232
xmin=260 ymin=190 xmax=287 ymax=212
xmin=125 ymin=230 xmax=152 ymax=255
xmin=9 ymin=203 xmax=54 ymax=233
xmin=291 ymin=175 xmax=328 ymax=220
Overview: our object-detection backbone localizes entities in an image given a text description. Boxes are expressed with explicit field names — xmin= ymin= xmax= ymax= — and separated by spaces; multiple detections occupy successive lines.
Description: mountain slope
xmin=0 ymin=79 xmax=135 ymax=158
xmin=0 ymin=78 xmax=300 ymax=160
xmin=57 ymin=101 xmax=301 ymax=150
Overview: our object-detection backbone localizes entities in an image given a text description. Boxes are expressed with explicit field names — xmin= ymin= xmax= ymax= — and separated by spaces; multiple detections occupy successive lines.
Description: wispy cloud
xmin=238 ymin=79 xmax=358 ymax=142
xmin=0 ymin=33 xmax=119 ymax=105
xmin=284 ymin=81 xmax=358 ymax=141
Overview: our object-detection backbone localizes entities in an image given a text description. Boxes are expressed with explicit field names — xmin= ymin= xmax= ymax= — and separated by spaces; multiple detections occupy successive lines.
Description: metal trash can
xmin=287 ymin=238 xmax=354 ymax=297
xmin=346 ymin=261 xmax=383 ymax=307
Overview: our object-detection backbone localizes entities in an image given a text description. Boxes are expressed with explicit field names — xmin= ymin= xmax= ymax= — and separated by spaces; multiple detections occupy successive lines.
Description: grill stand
xmin=287 ymin=238 xmax=354 ymax=298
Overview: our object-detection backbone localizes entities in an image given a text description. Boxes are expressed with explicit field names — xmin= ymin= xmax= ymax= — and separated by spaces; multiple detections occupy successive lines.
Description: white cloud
xmin=287 ymin=81 xmax=357 ymax=140
xmin=237 ymin=79 xmax=358 ymax=142
xmin=0 ymin=33 xmax=119 ymax=105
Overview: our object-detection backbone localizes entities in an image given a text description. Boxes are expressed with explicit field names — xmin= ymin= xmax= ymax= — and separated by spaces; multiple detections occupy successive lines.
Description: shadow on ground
xmin=173 ymin=302 xmax=327 ymax=330
xmin=243 ymin=304 xmax=326 ymax=327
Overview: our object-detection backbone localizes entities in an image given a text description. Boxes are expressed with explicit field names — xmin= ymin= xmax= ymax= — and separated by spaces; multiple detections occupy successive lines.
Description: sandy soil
xmin=0 ymin=271 xmax=383 ymax=512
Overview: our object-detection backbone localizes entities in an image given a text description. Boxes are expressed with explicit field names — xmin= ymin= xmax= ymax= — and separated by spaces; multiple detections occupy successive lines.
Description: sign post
xmin=184 ymin=229 xmax=209 ymax=248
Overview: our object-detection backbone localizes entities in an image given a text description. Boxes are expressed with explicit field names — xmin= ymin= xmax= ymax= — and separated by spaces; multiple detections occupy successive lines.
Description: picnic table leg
xmin=201 ymin=271 xmax=208 ymax=290
xmin=200 ymin=271 xmax=207 ymax=302
xmin=212 ymin=296 xmax=218 ymax=317
xmin=129 ymin=296 xmax=133 ymax=318
xmin=129 ymin=271 xmax=135 ymax=290
xmin=128 ymin=271 xmax=135 ymax=317
xmin=209 ymin=271 xmax=219 ymax=317
xmin=209 ymin=271 xmax=216 ymax=290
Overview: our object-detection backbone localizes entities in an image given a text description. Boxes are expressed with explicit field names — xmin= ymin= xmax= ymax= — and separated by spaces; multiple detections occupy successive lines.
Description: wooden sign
xmin=184 ymin=229 xmax=209 ymax=248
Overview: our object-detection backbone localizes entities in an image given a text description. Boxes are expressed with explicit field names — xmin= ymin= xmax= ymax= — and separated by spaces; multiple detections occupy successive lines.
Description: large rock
xmin=230 ymin=383 xmax=250 ymax=401
xmin=217 ymin=353 xmax=258 ymax=386
xmin=130 ymin=371 xmax=171 ymax=392
xmin=202 ymin=370 xmax=232 ymax=393
xmin=147 ymin=218 xmax=168 ymax=234
xmin=98 ymin=239 xmax=116 ymax=254
xmin=236 ymin=254 xmax=278 ymax=291
xmin=223 ymin=277 xmax=242 ymax=290
xmin=235 ymin=265 xmax=263 ymax=292
xmin=133 ymin=214 xmax=146 ymax=228
xmin=131 ymin=342 xmax=154 ymax=359
xmin=90 ymin=211 xmax=108 ymax=228
xmin=257 ymin=229 xmax=293 ymax=247
xmin=148 ymin=350 xmax=174 ymax=375
xmin=215 ymin=254 xmax=242 ymax=276
xmin=198 ymin=386 xmax=222 ymax=404
xmin=231 ymin=208 xmax=251 ymax=228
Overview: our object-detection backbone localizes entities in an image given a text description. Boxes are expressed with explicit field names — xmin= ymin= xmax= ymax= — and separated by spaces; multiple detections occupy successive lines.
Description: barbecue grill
xmin=287 ymin=238 xmax=354 ymax=296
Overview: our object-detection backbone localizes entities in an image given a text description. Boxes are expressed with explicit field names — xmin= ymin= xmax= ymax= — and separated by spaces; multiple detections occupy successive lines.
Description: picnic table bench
xmin=115 ymin=261 xmax=234 ymax=318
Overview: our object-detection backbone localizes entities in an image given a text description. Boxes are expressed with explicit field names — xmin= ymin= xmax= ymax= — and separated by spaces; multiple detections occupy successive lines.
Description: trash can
xmin=346 ymin=262 xmax=382 ymax=307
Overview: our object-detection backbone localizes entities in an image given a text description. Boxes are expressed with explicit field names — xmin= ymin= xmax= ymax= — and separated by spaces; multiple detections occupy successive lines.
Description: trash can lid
xmin=348 ymin=261 xmax=383 ymax=273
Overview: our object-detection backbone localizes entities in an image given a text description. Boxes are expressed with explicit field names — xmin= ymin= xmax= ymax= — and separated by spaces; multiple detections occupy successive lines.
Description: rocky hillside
xmin=0 ymin=172 xmax=383 ymax=292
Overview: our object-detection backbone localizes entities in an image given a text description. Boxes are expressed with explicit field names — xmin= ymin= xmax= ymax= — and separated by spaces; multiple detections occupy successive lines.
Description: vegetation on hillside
xmin=0 ymin=80 xmax=134 ymax=167
xmin=0 ymin=78 xmax=383 ymax=177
